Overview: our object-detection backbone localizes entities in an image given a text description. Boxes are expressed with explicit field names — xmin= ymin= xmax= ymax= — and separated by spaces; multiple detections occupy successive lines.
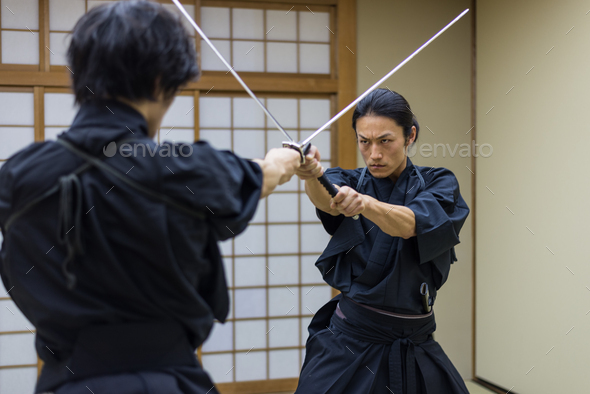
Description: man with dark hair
xmin=0 ymin=2 xmax=300 ymax=393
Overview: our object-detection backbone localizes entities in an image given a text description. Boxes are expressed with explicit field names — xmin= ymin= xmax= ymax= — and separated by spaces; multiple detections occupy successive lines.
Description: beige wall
xmin=357 ymin=0 xmax=473 ymax=379
xmin=476 ymin=1 xmax=590 ymax=392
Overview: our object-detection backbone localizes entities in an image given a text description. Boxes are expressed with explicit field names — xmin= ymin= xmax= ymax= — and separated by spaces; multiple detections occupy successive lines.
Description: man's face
xmin=356 ymin=115 xmax=415 ymax=181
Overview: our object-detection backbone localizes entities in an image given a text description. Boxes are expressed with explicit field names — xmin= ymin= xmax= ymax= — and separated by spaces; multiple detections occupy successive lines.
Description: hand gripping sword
xmin=172 ymin=1 xmax=468 ymax=220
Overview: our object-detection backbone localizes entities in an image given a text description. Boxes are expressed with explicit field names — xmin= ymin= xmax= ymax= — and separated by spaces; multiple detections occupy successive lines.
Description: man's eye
xmin=381 ymin=139 xmax=390 ymax=143
xmin=360 ymin=140 xmax=368 ymax=144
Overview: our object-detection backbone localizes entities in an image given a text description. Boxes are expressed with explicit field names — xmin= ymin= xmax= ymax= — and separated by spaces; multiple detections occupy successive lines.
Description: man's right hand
xmin=295 ymin=145 xmax=324 ymax=180
xmin=263 ymin=148 xmax=302 ymax=185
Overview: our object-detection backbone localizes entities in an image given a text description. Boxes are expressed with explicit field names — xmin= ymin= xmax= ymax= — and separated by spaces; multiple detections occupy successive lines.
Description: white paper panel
xmin=234 ymin=225 xmax=265 ymax=255
xmin=48 ymin=32 xmax=70 ymax=65
xmin=234 ymin=288 xmax=266 ymax=318
xmin=300 ymin=98 xmax=331 ymax=129
xmin=268 ymin=318 xmax=298 ymax=348
xmin=201 ymin=353 xmax=234 ymax=383
xmin=200 ymin=39 xmax=231 ymax=71
xmin=302 ymin=285 xmax=331 ymax=314
xmin=265 ymin=10 xmax=296 ymax=41
xmin=232 ymin=97 xmax=265 ymax=128
xmin=299 ymin=43 xmax=330 ymax=74
xmin=300 ymin=194 xmax=319 ymax=223
xmin=223 ymin=257 xmax=232 ymax=287
xmin=201 ymin=7 xmax=230 ymax=39
xmin=299 ymin=11 xmax=330 ymax=43
xmin=235 ymin=350 xmax=266 ymax=381
xmin=268 ymin=224 xmax=298 ymax=254
xmin=266 ymin=128 xmax=299 ymax=154
xmin=300 ymin=223 xmax=330 ymax=254
xmin=232 ymin=9 xmax=263 ymax=40
xmin=0 ymin=128 xmax=34 ymax=160
xmin=0 ymin=367 xmax=37 ymax=394
xmin=274 ymin=174 xmax=299 ymax=192
xmin=269 ymin=349 xmax=300 ymax=379
xmin=219 ymin=239 xmax=232 ymax=257
xmin=267 ymin=99 xmax=298 ymax=129
xmin=1 ymin=31 xmax=38 ymax=65
xmin=268 ymin=193 xmax=298 ymax=223
xmin=199 ymin=97 xmax=231 ymax=128
xmin=300 ymin=130 xmax=330 ymax=160
xmin=235 ymin=320 xmax=265 ymax=350
xmin=250 ymin=199 xmax=266 ymax=224
xmin=161 ymin=128 xmax=194 ymax=144
xmin=232 ymin=41 xmax=264 ymax=72
xmin=234 ymin=257 xmax=266 ymax=287
xmin=199 ymin=129 xmax=231 ymax=151
xmin=227 ymin=290 xmax=233 ymax=320
xmin=49 ymin=0 xmax=85 ymax=31
xmin=268 ymin=255 xmax=298 ymax=286
xmin=301 ymin=255 xmax=323 ymax=284
xmin=161 ymin=96 xmax=194 ymax=128
xmin=0 ymin=300 xmax=33 ymax=332
xmin=1 ymin=0 xmax=39 ymax=29
xmin=87 ymin=1 xmax=111 ymax=11
xmin=0 ymin=92 xmax=34 ymax=125
xmin=268 ymin=286 xmax=299 ymax=317
xmin=266 ymin=42 xmax=297 ymax=73
xmin=202 ymin=321 xmax=233 ymax=352
xmin=39 ymin=129 xmax=65 ymax=146
xmin=161 ymin=4 xmax=195 ymax=36
xmin=300 ymin=316 xmax=313 ymax=344
xmin=0 ymin=333 xmax=37 ymax=366
xmin=45 ymin=93 xmax=77 ymax=126
xmin=233 ymin=130 xmax=265 ymax=159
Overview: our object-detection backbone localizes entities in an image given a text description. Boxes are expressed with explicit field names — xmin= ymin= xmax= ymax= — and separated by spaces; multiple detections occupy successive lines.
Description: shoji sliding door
xmin=198 ymin=94 xmax=333 ymax=386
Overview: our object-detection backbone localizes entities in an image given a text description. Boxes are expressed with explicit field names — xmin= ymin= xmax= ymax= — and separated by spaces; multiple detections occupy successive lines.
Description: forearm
xmin=252 ymin=159 xmax=279 ymax=199
xmin=361 ymin=195 xmax=416 ymax=239
xmin=304 ymin=178 xmax=340 ymax=216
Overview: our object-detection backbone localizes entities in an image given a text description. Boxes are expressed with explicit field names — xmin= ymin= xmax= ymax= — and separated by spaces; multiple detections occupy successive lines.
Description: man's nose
xmin=370 ymin=145 xmax=382 ymax=160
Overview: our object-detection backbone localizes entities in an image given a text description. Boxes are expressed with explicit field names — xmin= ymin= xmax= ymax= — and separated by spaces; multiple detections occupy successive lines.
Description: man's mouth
xmin=370 ymin=164 xmax=385 ymax=169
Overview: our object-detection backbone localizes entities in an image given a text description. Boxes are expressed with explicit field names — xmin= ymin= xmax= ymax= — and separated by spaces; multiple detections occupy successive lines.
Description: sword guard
xmin=282 ymin=141 xmax=311 ymax=164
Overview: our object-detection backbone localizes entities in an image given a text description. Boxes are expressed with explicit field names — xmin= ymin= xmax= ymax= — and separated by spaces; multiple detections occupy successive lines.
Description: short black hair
xmin=67 ymin=0 xmax=199 ymax=104
xmin=352 ymin=88 xmax=420 ymax=144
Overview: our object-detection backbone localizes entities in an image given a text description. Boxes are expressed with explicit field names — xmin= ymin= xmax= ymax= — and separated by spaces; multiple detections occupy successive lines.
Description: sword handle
xmin=317 ymin=173 xmax=359 ymax=221
xmin=317 ymin=173 xmax=338 ymax=197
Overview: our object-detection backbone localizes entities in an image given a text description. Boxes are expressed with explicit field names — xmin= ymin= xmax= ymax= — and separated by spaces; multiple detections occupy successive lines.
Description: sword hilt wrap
xmin=283 ymin=141 xmax=359 ymax=220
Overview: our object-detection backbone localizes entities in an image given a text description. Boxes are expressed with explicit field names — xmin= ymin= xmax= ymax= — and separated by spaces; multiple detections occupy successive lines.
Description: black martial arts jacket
xmin=316 ymin=159 xmax=470 ymax=314
xmin=0 ymin=100 xmax=262 ymax=393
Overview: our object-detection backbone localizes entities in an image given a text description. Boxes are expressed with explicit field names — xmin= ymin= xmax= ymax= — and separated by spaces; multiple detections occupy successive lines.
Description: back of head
xmin=68 ymin=0 xmax=199 ymax=105
xmin=352 ymin=88 xmax=420 ymax=144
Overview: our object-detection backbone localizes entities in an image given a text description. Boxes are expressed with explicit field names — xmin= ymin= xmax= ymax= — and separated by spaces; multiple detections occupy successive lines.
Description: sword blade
xmin=171 ymin=0 xmax=294 ymax=142
xmin=299 ymin=8 xmax=470 ymax=147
